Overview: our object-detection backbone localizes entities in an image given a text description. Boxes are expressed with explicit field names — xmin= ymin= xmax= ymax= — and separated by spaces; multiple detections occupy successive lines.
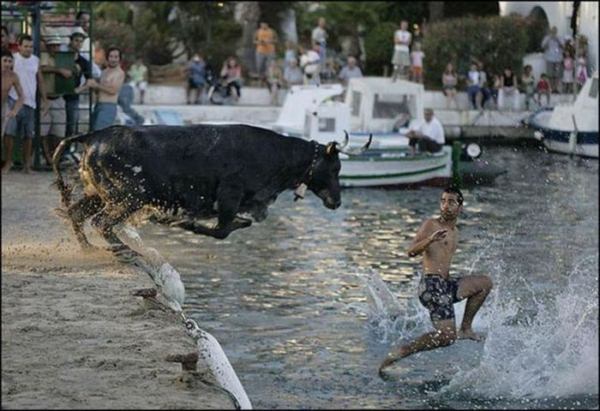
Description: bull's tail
xmin=52 ymin=133 xmax=89 ymax=209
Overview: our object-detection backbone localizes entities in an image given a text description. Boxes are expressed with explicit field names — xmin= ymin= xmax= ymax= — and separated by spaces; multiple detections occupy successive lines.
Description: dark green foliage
xmin=364 ymin=22 xmax=397 ymax=76
xmin=422 ymin=15 xmax=529 ymax=90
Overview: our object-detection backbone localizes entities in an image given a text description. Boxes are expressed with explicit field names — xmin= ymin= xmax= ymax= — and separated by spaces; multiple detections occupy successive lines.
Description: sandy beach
xmin=1 ymin=170 xmax=235 ymax=409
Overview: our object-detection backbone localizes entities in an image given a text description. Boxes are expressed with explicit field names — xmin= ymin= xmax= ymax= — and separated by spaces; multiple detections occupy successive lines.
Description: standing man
xmin=311 ymin=17 xmax=328 ymax=71
xmin=541 ymin=26 xmax=564 ymax=93
xmin=379 ymin=186 xmax=493 ymax=376
xmin=3 ymin=34 xmax=48 ymax=174
xmin=406 ymin=108 xmax=445 ymax=155
xmin=40 ymin=36 xmax=70 ymax=166
xmin=391 ymin=20 xmax=411 ymax=81
xmin=64 ymin=27 xmax=92 ymax=138
xmin=86 ymin=46 xmax=124 ymax=131
xmin=254 ymin=22 xmax=277 ymax=83
xmin=2 ymin=48 xmax=25 ymax=168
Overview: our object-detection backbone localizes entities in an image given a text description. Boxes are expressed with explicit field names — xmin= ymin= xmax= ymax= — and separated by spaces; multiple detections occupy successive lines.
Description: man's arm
xmin=36 ymin=68 xmax=49 ymax=110
xmin=7 ymin=74 xmax=25 ymax=116
xmin=407 ymin=219 xmax=447 ymax=257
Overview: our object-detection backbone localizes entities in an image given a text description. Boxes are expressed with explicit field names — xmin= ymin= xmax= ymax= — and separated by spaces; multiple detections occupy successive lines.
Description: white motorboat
xmin=271 ymin=77 xmax=497 ymax=187
xmin=525 ymin=71 xmax=598 ymax=158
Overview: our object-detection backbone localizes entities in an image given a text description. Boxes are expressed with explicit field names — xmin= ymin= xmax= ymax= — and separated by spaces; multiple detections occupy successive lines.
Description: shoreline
xmin=1 ymin=171 xmax=235 ymax=409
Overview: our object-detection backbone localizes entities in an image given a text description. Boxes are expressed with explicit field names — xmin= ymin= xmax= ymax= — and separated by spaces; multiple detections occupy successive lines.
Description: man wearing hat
xmin=63 ymin=27 xmax=92 ymax=139
xmin=40 ymin=34 xmax=70 ymax=166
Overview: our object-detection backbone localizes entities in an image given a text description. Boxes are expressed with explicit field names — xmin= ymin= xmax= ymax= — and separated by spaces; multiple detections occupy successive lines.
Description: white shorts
xmin=133 ymin=80 xmax=148 ymax=91
xmin=41 ymin=97 xmax=66 ymax=137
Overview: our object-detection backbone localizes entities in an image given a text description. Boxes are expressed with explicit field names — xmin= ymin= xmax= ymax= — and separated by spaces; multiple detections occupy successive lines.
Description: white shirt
xmin=312 ymin=26 xmax=327 ymax=45
xmin=9 ymin=52 xmax=40 ymax=109
xmin=468 ymin=70 xmax=480 ymax=86
xmin=412 ymin=116 xmax=445 ymax=145
xmin=394 ymin=30 xmax=411 ymax=52
xmin=300 ymin=50 xmax=320 ymax=74
xmin=410 ymin=51 xmax=425 ymax=67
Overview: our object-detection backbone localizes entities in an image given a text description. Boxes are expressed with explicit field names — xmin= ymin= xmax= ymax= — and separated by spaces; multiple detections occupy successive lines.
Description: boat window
xmin=318 ymin=118 xmax=336 ymax=132
xmin=589 ymin=78 xmax=598 ymax=99
xmin=351 ymin=91 xmax=361 ymax=116
xmin=372 ymin=94 xmax=416 ymax=119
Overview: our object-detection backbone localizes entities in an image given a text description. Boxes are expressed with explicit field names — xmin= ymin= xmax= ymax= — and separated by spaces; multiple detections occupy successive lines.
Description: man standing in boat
xmin=406 ymin=108 xmax=445 ymax=155
xmin=379 ymin=186 xmax=493 ymax=376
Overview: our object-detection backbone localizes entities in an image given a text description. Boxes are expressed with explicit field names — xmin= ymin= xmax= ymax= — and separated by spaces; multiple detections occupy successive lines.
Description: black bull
xmin=52 ymin=124 xmax=352 ymax=255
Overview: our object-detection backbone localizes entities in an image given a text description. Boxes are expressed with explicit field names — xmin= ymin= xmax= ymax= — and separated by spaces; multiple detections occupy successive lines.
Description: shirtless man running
xmin=379 ymin=186 xmax=493 ymax=376
xmin=2 ymin=48 xmax=24 ymax=171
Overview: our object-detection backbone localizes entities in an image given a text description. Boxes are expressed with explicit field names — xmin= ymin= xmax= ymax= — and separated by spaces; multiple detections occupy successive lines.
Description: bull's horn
xmin=339 ymin=130 xmax=350 ymax=150
xmin=339 ymin=133 xmax=372 ymax=156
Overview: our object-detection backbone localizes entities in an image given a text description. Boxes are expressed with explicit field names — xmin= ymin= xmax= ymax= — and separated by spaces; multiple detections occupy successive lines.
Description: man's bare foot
xmin=2 ymin=162 xmax=13 ymax=174
xmin=458 ymin=329 xmax=485 ymax=342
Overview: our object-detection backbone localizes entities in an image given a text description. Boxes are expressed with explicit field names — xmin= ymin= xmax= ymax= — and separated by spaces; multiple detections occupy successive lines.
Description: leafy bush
xmin=364 ymin=22 xmax=397 ymax=76
xmin=422 ymin=15 xmax=529 ymax=90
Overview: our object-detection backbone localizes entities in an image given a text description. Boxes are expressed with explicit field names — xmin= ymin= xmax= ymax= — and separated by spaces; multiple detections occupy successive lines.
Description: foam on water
xmin=442 ymin=253 xmax=598 ymax=400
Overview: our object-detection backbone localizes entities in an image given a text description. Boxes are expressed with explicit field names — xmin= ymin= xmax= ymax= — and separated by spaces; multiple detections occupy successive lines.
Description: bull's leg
xmin=174 ymin=187 xmax=251 ymax=239
xmin=90 ymin=204 xmax=142 ymax=262
xmin=57 ymin=194 xmax=104 ymax=250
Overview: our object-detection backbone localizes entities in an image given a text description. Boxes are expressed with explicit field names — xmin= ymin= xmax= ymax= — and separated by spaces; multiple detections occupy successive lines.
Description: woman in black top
xmin=500 ymin=67 xmax=518 ymax=111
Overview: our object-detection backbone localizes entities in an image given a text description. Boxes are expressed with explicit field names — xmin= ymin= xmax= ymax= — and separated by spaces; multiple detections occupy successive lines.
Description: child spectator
xmin=441 ymin=62 xmax=458 ymax=109
xmin=575 ymin=54 xmax=588 ymax=91
xmin=562 ymin=50 xmax=574 ymax=94
xmin=128 ymin=56 xmax=148 ymax=104
xmin=466 ymin=63 xmax=481 ymax=110
xmin=410 ymin=42 xmax=425 ymax=84
xmin=283 ymin=57 xmax=303 ymax=87
xmin=499 ymin=67 xmax=518 ymax=111
xmin=521 ymin=64 xmax=536 ymax=110
xmin=536 ymin=73 xmax=552 ymax=106
xmin=266 ymin=59 xmax=283 ymax=106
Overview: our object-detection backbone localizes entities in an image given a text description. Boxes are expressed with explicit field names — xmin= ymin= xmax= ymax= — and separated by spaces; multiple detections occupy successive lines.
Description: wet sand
xmin=1 ymin=171 xmax=234 ymax=409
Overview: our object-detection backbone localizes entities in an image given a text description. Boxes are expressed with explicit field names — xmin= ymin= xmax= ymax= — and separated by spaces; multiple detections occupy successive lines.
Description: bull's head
xmin=301 ymin=133 xmax=372 ymax=210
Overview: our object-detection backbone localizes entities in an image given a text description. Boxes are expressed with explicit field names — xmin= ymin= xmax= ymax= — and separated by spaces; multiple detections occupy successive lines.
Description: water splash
xmin=442 ymin=254 xmax=599 ymax=400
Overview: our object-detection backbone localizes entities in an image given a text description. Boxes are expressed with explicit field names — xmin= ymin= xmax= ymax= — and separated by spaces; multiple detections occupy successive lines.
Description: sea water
xmin=138 ymin=146 xmax=598 ymax=409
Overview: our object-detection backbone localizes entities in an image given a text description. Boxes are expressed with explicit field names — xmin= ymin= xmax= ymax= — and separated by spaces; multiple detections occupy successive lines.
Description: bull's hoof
xmin=131 ymin=288 xmax=158 ymax=298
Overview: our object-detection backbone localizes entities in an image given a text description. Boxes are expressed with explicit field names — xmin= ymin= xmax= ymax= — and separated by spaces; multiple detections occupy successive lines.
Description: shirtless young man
xmin=1 ymin=48 xmax=24 ymax=170
xmin=379 ymin=186 xmax=493 ymax=376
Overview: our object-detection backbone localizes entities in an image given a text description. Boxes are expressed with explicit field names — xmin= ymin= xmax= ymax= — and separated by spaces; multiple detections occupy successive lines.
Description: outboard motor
xmin=459 ymin=142 xmax=482 ymax=162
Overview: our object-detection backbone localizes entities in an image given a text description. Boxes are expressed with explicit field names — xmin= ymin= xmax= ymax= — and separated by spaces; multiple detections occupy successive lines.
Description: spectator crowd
xmin=1 ymin=11 xmax=594 ymax=174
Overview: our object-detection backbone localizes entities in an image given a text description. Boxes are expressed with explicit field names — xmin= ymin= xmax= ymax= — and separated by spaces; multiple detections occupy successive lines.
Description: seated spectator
xmin=477 ymin=61 xmax=492 ymax=109
xmin=185 ymin=53 xmax=206 ymax=104
xmin=220 ymin=56 xmax=242 ymax=100
xmin=283 ymin=57 xmax=303 ymax=87
xmin=410 ymin=42 xmax=425 ymax=84
xmin=466 ymin=63 xmax=481 ymax=110
xmin=536 ymin=73 xmax=552 ymax=106
xmin=128 ymin=56 xmax=148 ymax=104
xmin=406 ymin=108 xmax=445 ymax=155
xmin=266 ymin=59 xmax=283 ymax=106
xmin=489 ymin=73 xmax=501 ymax=109
xmin=521 ymin=64 xmax=536 ymax=110
xmin=284 ymin=40 xmax=297 ymax=69
xmin=299 ymin=43 xmax=321 ymax=86
xmin=499 ymin=67 xmax=519 ymax=111
xmin=442 ymin=62 xmax=458 ymax=109
xmin=338 ymin=56 xmax=363 ymax=86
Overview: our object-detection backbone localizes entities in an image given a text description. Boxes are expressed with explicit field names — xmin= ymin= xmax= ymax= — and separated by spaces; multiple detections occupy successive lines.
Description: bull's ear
xmin=325 ymin=142 xmax=337 ymax=156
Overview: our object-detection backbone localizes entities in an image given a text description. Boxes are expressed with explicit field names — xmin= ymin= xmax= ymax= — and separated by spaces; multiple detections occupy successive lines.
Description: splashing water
xmin=441 ymin=254 xmax=598 ymax=400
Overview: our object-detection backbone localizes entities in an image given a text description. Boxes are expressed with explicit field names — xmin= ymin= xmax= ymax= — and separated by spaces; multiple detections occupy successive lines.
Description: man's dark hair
xmin=17 ymin=34 xmax=32 ymax=45
xmin=106 ymin=46 xmax=122 ymax=61
xmin=2 ymin=47 xmax=13 ymax=59
xmin=443 ymin=185 xmax=463 ymax=205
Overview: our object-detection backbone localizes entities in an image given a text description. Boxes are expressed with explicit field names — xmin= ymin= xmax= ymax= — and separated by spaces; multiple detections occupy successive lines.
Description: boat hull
xmin=339 ymin=147 xmax=452 ymax=187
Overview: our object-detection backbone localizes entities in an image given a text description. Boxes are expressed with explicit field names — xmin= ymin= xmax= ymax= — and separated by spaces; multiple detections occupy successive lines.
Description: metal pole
xmin=33 ymin=2 xmax=42 ymax=169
